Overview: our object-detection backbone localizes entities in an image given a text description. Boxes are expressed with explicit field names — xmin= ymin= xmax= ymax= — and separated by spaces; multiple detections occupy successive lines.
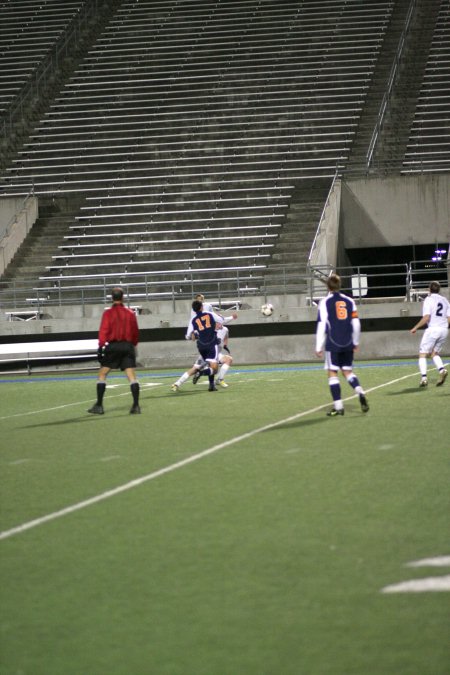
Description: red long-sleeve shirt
xmin=98 ymin=303 xmax=139 ymax=346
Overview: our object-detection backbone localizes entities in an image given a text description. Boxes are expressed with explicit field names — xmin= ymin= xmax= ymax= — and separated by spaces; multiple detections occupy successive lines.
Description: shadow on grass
xmin=386 ymin=387 xmax=428 ymax=395
xmin=16 ymin=416 xmax=112 ymax=429
xmin=264 ymin=417 xmax=328 ymax=431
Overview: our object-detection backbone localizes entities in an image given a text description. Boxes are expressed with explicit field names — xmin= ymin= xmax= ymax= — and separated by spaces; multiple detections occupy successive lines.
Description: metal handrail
xmin=366 ymin=0 xmax=417 ymax=168
xmin=1 ymin=259 xmax=448 ymax=312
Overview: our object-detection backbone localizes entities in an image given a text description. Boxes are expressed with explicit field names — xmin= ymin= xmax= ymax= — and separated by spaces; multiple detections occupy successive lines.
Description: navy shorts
xmin=101 ymin=341 xmax=136 ymax=370
xmin=198 ymin=342 xmax=219 ymax=363
xmin=325 ymin=349 xmax=354 ymax=371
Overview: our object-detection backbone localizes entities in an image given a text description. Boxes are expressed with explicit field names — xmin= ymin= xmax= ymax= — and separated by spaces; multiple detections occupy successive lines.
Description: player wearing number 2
xmin=315 ymin=273 xmax=369 ymax=416
xmin=410 ymin=281 xmax=449 ymax=387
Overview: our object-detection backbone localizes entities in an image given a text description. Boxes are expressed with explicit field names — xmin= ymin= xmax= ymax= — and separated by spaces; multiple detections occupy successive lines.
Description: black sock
xmin=130 ymin=382 xmax=140 ymax=405
xmin=208 ymin=374 xmax=215 ymax=386
xmin=97 ymin=382 xmax=106 ymax=405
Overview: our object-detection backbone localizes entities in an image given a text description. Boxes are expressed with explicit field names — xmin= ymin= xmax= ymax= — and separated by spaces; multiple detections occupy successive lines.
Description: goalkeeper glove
xmin=97 ymin=345 xmax=106 ymax=362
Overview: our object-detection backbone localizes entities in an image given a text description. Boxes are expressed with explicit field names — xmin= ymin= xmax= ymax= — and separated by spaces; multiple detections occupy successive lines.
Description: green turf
xmin=0 ymin=361 xmax=449 ymax=674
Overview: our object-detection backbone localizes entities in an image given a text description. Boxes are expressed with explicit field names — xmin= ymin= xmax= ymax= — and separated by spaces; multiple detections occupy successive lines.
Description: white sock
xmin=418 ymin=357 xmax=427 ymax=378
xmin=346 ymin=374 xmax=363 ymax=395
xmin=176 ymin=371 xmax=190 ymax=386
xmin=217 ymin=363 xmax=230 ymax=382
xmin=432 ymin=354 xmax=444 ymax=372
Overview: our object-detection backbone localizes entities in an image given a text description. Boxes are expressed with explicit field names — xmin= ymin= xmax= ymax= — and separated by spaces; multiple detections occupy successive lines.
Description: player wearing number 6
xmin=315 ymin=273 xmax=369 ymax=417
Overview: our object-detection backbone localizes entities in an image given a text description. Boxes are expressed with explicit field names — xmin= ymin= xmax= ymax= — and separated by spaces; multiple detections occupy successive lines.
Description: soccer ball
xmin=261 ymin=303 xmax=274 ymax=317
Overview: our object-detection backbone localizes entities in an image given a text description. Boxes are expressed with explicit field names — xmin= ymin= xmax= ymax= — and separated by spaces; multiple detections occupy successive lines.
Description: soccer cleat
xmin=419 ymin=378 xmax=428 ymax=388
xmin=359 ymin=394 xmax=369 ymax=413
xmin=192 ymin=370 xmax=201 ymax=385
xmin=208 ymin=384 xmax=218 ymax=391
xmin=326 ymin=408 xmax=344 ymax=417
xmin=436 ymin=369 xmax=448 ymax=387
xmin=217 ymin=380 xmax=229 ymax=388
xmin=171 ymin=384 xmax=179 ymax=392
xmin=88 ymin=404 xmax=104 ymax=415
xmin=130 ymin=404 xmax=141 ymax=414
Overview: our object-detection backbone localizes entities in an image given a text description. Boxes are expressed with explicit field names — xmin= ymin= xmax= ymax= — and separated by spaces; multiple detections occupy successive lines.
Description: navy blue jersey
xmin=316 ymin=292 xmax=360 ymax=352
xmin=187 ymin=310 xmax=220 ymax=347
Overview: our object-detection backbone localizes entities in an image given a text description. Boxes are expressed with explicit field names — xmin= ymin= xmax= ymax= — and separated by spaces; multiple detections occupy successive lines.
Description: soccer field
xmin=1 ymin=360 xmax=449 ymax=675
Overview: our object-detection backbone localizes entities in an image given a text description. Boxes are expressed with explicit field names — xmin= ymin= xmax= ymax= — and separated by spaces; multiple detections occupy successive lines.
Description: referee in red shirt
xmin=88 ymin=287 xmax=141 ymax=415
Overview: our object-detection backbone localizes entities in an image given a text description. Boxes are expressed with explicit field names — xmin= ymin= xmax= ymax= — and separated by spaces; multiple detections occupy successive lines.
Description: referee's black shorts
xmin=101 ymin=341 xmax=136 ymax=370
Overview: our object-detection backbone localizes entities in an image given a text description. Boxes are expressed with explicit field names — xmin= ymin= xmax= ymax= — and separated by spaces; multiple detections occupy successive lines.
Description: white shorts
xmin=419 ymin=326 xmax=448 ymax=354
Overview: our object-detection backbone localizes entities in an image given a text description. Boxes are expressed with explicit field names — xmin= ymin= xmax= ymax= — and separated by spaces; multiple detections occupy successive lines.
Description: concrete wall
xmin=2 ymin=294 xmax=448 ymax=370
xmin=308 ymin=178 xmax=341 ymax=268
xmin=341 ymin=174 xmax=450 ymax=248
xmin=0 ymin=195 xmax=39 ymax=275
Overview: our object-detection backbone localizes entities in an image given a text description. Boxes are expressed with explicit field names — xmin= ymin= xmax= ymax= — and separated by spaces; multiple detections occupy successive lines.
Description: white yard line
xmin=381 ymin=576 xmax=450 ymax=593
xmin=0 ymin=383 xmax=163 ymax=421
xmin=0 ymin=370 xmax=421 ymax=541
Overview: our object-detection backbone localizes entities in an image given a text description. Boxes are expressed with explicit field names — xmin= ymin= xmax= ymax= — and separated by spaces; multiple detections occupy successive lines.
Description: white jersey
xmin=217 ymin=325 xmax=229 ymax=344
xmin=422 ymin=293 xmax=450 ymax=329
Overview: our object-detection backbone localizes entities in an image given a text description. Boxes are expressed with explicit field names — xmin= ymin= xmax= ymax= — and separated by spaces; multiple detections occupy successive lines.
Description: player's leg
xmin=202 ymin=344 xmax=219 ymax=391
xmin=417 ymin=330 xmax=433 ymax=387
xmin=431 ymin=350 xmax=447 ymax=384
xmin=192 ymin=357 xmax=210 ymax=384
xmin=343 ymin=363 xmax=369 ymax=413
xmin=217 ymin=354 xmax=232 ymax=388
xmin=207 ymin=359 xmax=219 ymax=391
xmin=125 ymin=367 xmax=141 ymax=413
xmin=88 ymin=365 xmax=110 ymax=414
xmin=172 ymin=368 xmax=193 ymax=390
xmin=418 ymin=352 xmax=429 ymax=386
xmin=324 ymin=352 xmax=344 ymax=416
xmin=431 ymin=331 xmax=448 ymax=386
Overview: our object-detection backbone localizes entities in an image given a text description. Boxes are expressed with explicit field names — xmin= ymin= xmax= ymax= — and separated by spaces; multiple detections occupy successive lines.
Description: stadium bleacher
xmin=0 ymin=0 xmax=397 ymax=303
xmin=1 ymin=0 xmax=449 ymax=309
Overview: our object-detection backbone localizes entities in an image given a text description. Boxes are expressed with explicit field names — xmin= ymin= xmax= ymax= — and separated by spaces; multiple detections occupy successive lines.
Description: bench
xmin=0 ymin=339 xmax=98 ymax=374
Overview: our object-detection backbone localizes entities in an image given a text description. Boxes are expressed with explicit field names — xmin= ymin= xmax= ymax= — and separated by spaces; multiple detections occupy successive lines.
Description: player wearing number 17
xmin=185 ymin=300 xmax=225 ymax=391
xmin=315 ymin=273 xmax=369 ymax=416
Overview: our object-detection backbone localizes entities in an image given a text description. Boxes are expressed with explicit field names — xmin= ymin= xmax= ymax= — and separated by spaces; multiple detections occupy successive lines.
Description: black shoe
xmin=327 ymin=408 xmax=344 ymax=417
xmin=88 ymin=404 xmax=104 ymax=415
xmin=130 ymin=404 xmax=141 ymax=414
xmin=192 ymin=370 xmax=201 ymax=385
xmin=208 ymin=385 xmax=218 ymax=391
xmin=359 ymin=394 xmax=369 ymax=413
xmin=436 ymin=369 xmax=448 ymax=387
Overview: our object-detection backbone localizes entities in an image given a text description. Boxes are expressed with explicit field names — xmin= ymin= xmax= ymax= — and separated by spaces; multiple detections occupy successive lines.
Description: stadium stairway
xmin=370 ymin=0 xmax=443 ymax=174
xmin=344 ymin=0 xmax=416 ymax=173
xmin=0 ymin=196 xmax=86 ymax=287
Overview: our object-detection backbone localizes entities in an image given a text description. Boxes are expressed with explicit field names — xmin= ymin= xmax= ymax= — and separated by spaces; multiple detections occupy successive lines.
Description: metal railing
xmin=1 ymin=259 xmax=448 ymax=315
xmin=366 ymin=0 xmax=417 ymax=169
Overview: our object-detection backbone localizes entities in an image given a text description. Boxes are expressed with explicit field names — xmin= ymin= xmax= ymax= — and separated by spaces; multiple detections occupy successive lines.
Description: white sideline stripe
xmin=0 ymin=370 xmax=421 ymax=541
xmin=381 ymin=576 xmax=450 ymax=593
